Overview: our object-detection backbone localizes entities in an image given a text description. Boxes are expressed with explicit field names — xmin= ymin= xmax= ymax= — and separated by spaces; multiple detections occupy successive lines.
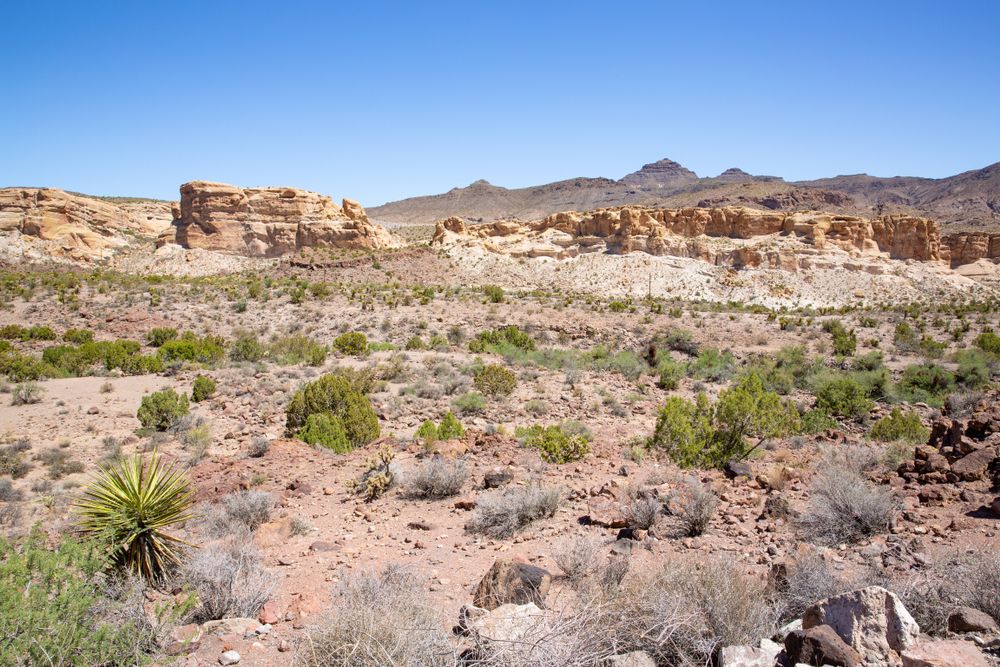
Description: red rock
xmin=901 ymin=639 xmax=989 ymax=667
xmin=258 ymin=600 xmax=283 ymax=625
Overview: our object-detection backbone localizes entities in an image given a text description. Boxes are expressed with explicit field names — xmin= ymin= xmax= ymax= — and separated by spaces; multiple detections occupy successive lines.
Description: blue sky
xmin=2 ymin=1 xmax=998 ymax=205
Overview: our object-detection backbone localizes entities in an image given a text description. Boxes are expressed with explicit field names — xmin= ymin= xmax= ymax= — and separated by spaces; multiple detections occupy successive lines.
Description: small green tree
xmin=649 ymin=394 xmax=715 ymax=468
xmin=521 ymin=424 xmax=590 ymax=464
xmin=712 ymin=372 xmax=800 ymax=462
xmin=437 ymin=411 xmax=465 ymax=439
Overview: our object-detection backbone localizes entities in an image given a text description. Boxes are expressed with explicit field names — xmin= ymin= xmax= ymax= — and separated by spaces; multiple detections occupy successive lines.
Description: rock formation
xmin=431 ymin=205 xmax=968 ymax=270
xmin=0 ymin=187 xmax=172 ymax=261
xmin=162 ymin=181 xmax=396 ymax=257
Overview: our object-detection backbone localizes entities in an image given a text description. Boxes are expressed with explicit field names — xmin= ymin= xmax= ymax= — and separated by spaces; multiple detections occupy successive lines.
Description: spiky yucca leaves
xmin=76 ymin=451 xmax=194 ymax=581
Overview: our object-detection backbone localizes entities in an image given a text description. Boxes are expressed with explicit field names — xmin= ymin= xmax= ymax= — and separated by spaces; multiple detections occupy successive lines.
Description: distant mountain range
xmin=368 ymin=158 xmax=1000 ymax=229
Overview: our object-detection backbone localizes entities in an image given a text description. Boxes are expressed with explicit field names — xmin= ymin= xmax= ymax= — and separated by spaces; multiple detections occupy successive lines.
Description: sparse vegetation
xmin=137 ymin=388 xmax=190 ymax=431
xmin=468 ymin=483 xmax=560 ymax=538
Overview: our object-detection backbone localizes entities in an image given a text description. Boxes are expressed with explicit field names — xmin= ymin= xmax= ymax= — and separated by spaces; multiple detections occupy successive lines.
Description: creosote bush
xmin=137 ymin=388 xmax=190 ymax=431
xmin=468 ymin=483 xmax=560 ymax=538
xmin=332 ymin=332 xmax=370 ymax=356
xmin=869 ymin=407 xmax=929 ymax=443
xmin=518 ymin=423 xmax=591 ymax=464
xmin=191 ymin=375 xmax=216 ymax=402
xmin=286 ymin=372 xmax=380 ymax=450
xmin=473 ymin=363 xmax=517 ymax=398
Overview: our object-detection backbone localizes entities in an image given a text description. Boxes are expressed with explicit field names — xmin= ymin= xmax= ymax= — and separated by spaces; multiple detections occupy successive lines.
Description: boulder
xmin=607 ymin=651 xmax=657 ymax=667
xmin=465 ymin=602 xmax=545 ymax=644
xmin=949 ymin=447 xmax=996 ymax=481
xmin=947 ymin=606 xmax=999 ymax=634
xmin=802 ymin=586 xmax=919 ymax=665
xmin=784 ymin=624 xmax=862 ymax=667
xmin=586 ymin=496 xmax=629 ymax=528
xmin=473 ymin=558 xmax=551 ymax=610
xmin=901 ymin=639 xmax=989 ymax=667
xmin=719 ymin=643 xmax=782 ymax=667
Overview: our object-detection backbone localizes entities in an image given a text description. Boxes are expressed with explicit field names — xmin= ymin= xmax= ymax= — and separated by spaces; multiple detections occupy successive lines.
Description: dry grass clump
xmin=669 ymin=478 xmax=718 ymax=537
xmin=799 ymin=464 xmax=898 ymax=545
xmin=405 ymin=457 xmax=468 ymax=498
xmin=206 ymin=490 xmax=274 ymax=538
xmin=892 ymin=549 xmax=1000 ymax=634
xmin=182 ymin=537 xmax=274 ymax=623
xmin=623 ymin=492 xmax=661 ymax=531
xmin=467 ymin=484 xmax=560 ymax=538
xmin=552 ymin=535 xmax=603 ymax=586
xmin=299 ymin=566 xmax=454 ymax=667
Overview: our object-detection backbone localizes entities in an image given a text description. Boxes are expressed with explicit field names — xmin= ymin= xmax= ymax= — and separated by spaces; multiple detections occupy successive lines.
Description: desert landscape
xmin=2 ymin=3 xmax=1000 ymax=666
xmin=1 ymin=172 xmax=1000 ymax=667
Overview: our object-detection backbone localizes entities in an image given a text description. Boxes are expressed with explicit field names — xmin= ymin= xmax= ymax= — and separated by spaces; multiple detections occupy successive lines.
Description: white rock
xmin=803 ymin=586 xmax=919 ymax=665
xmin=218 ymin=650 xmax=241 ymax=665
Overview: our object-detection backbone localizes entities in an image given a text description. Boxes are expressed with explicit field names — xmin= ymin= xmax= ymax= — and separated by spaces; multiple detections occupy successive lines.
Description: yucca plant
xmin=76 ymin=451 xmax=194 ymax=581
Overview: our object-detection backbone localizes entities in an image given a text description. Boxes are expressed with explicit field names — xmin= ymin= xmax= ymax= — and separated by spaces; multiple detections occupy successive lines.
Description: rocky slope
xmin=159 ymin=181 xmax=398 ymax=257
xmin=0 ymin=187 xmax=172 ymax=261
xmin=432 ymin=205 xmax=999 ymax=270
xmin=370 ymin=158 xmax=1000 ymax=228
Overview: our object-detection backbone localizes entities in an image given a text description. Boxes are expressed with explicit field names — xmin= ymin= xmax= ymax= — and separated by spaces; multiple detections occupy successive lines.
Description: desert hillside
xmin=369 ymin=158 xmax=1000 ymax=230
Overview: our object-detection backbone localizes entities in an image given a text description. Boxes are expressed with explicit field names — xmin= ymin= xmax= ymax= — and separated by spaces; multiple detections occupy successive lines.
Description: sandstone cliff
xmin=0 ymin=188 xmax=172 ymax=261
xmin=162 ymin=181 xmax=397 ymax=257
xmin=432 ymin=205 xmax=987 ymax=270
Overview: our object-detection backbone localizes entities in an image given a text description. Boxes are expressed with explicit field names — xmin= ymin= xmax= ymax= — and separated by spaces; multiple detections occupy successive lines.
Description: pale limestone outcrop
xmin=0 ymin=187 xmax=172 ymax=261
xmin=164 ymin=181 xmax=396 ymax=257
xmin=432 ymin=205 xmax=975 ymax=271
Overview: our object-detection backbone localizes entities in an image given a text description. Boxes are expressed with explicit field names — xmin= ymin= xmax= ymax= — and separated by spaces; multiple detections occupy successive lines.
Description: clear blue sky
xmin=2 ymin=1 xmax=998 ymax=206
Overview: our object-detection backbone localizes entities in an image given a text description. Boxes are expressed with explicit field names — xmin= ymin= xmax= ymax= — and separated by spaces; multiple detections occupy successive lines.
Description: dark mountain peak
xmin=619 ymin=158 xmax=699 ymax=189
xmin=715 ymin=168 xmax=754 ymax=182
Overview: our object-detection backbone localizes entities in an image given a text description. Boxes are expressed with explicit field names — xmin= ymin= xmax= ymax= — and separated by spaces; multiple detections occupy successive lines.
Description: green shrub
xmin=974 ymin=331 xmax=1000 ymax=355
xmin=483 ymin=285 xmax=505 ymax=303
xmin=191 ymin=375 xmax=216 ymax=402
xmin=822 ymin=320 xmax=857 ymax=357
xmin=650 ymin=394 xmax=714 ymax=467
xmin=147 ymin=327 xmax=178 ymax=347
xmin=800 ymin=408 xmax=839 ymax=434
xmin=62 ymin=328 xmax=94 ymax=344
xmin=473 ymin=364 xmax=517 ymax=397
xmin=660 ymin=328 xmax=699 ymax=356
xmin=453 ymin=391 xmax=487 ymax=414
xmin=896 ymin=362 xmax=955 ymax=406
xmin=654 ymin=352 xmax=685 ymax=390
xmin=230 ymin=334 xmax=265 ymax=362
xmin=414 ymin=419 xmax=439 ymax=444
xmin=405 ymin=336 xmax=426 ymax=351
xmin=332 ymin=332 xmax=370 ymax=356
xmin=437 ymin=411 xmax=465 ymax=439
xmin=519 ymin=424 xmax=590 ymax=463
xmin=43 ymin=340 xmax=161 ymax=377
xmin=414 ymin=412 xmax=465 ymax=444
xmin=0 ymin=530 xmax=171 ymax=665
xmin=285 ymin=373 xmax=380 ymax=449
xmin=955 ymin=349 xmax=991 ymax=389
xmin=688 ymin=348 xmax=734 ymax=382
xmin=0 ymin=349 xmax=48 ymax=382
xmin=869 ymin=407 xmax=929 ymax=443
xmin=918 ymin=335 xmax=947 ymax=359
xmin=268 ymin=335 xmax=327 ymax=366
xmin=894 ymin=321 xmax=919 ymax=352
xmin=137 ymin=388 xmax=189 ymax=430
xmin=468 ymin=325 xmax=535 ymax=353
xmin=712 ymin=372 xmax=800 ymax=462
xmin=158 ymin=333 xmax=225 ymax=366
xmin=813 ymin=375 xmax=873 ymax=419
xmin=296 ymin=413 xmax=351 ymax=453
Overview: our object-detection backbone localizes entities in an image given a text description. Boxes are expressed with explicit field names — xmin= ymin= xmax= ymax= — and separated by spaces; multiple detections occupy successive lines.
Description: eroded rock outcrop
xmin=0 ymin=187 xmax=172 ymax=261
xmin=163 ymin=181 xmax=396 ymax=257
xmin=943 ymin=231 xmax=1000 ymax=268
xmin=431 ymin=205 xmax=957 ymax=271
